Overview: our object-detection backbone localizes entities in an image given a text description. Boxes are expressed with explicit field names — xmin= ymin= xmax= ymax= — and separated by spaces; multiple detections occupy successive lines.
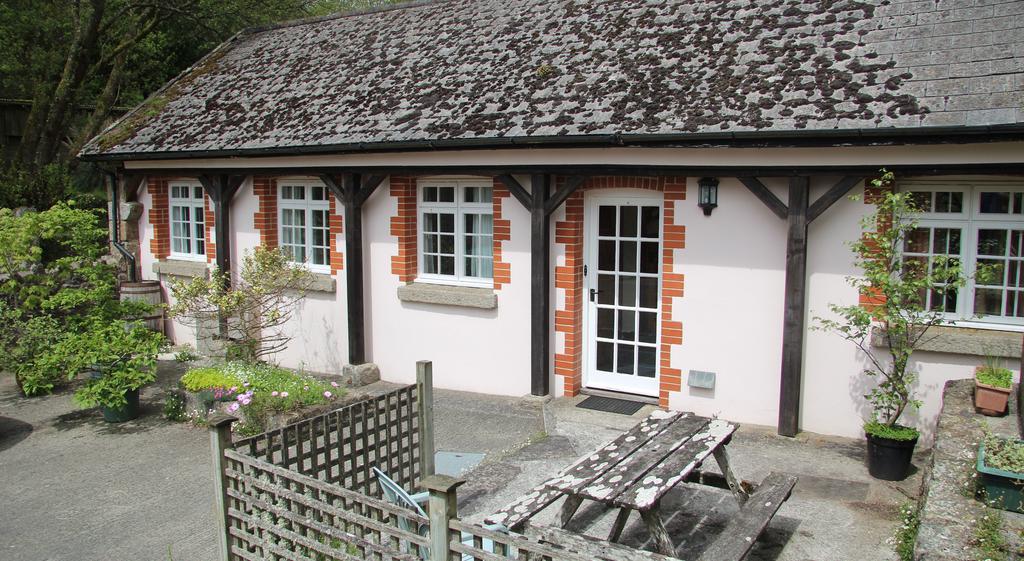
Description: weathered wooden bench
xmin=696 ymin=471 xmax=798 ymax=561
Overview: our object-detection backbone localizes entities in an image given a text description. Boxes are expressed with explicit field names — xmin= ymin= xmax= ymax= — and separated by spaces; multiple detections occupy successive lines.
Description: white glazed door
xmin=584 ymin=195 xmax=662 ymax=397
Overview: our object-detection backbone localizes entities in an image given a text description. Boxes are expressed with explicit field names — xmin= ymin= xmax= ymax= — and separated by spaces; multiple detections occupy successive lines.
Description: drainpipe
xmin=104 ymin=169 xmax=138 ymax=282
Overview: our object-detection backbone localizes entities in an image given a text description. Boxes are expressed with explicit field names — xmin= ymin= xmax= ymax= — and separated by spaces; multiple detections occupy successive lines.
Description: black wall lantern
xmin=698 ymin=177 xmax=719 ymax=216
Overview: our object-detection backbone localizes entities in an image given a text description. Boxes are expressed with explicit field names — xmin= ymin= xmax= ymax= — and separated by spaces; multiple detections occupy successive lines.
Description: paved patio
xmin=0 ymin=359 xmax=918 ymax=560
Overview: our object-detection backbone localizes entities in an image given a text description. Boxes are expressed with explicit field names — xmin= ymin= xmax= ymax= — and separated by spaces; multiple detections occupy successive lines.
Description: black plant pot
xmin=866 ymin=433 xmax=918 ymax=481
xmin=101 ymin=388 xmax=140 ymax=423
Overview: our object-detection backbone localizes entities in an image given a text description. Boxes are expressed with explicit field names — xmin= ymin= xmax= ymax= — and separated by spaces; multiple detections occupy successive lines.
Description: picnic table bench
xmin=485 ymin=410 xmax=796 ymax=560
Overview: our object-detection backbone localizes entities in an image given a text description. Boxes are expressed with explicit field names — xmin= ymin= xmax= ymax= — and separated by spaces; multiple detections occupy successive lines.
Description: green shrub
xmin=864 ymin=421 xmax=920 ymax=441
xmin=173 ymin=345 xmax=198 ymax=363
xmin=68 ymin=321 xmax=164 ymax=409
xmin=977 ymin=367 xmax=1012 ymax=389
xmin=972 ymin=507 xmax=1008 ymax=561
xmin=983 ymin=433 xmax=1024 ymax=474
xmin=180 ymin=367 xmax=243 ymax=392
xmin=180 ymin=361 xmax=342 ymax=434
xmin=889 ymin=502 xmax=920 ymax=561
xmin=164 ymin=392 xmax=186 ymax=421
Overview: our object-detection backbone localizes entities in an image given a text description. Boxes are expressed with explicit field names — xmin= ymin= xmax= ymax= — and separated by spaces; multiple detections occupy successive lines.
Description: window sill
xmin=307 ymin=274 xmax=336 ymax=293
xmin=870 ymin=324 xmax=1022 ymax=359
xmin=153 ymin=259 xmax=209 ymax=278
xmin=397 ymin=282 xmax=497 ymax=309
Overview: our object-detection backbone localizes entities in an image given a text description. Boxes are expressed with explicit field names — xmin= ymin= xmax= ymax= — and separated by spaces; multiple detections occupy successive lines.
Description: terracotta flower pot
xmin=976 ymin=367 xmax=1012 ymax=416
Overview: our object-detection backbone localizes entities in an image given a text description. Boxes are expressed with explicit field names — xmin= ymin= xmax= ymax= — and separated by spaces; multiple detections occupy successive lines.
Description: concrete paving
xmin=1 ymin=364 xmax=918 ymax=561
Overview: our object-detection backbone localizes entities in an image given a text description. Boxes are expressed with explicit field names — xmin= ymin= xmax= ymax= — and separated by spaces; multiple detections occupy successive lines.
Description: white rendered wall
xmin=364 ymin=178 xmax=534 ymax=396
xmin=136 ymin=178 xmax=349 ymax=374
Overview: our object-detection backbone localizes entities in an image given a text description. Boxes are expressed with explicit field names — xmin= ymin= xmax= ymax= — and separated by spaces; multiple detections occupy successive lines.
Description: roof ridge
xmin=242 ymin=0 xmax=450 ymax=35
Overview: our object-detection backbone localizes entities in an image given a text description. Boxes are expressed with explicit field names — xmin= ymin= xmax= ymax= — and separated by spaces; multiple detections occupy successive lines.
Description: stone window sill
xmin=307 ymin=274 xmax=336 ymax=293
xmin=870 ymin=324 xmax=1022 ymax=359
xmin=153 ymin=259 xmax=209 ymax=278
xmin=397 ymin=282 xmax=497 ymax=309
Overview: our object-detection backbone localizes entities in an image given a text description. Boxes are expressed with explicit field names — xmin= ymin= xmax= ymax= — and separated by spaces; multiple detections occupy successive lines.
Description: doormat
xmin=577 ymin=395 xmax=645 ymax=415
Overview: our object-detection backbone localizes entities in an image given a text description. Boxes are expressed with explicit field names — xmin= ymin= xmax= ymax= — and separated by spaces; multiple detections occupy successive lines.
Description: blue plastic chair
xmin=372 ymin=466 xmax=511 ymax=559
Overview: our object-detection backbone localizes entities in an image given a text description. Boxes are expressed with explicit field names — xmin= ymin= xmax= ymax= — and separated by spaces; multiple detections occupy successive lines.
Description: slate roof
xmin=81 ymin=0 xmax=1024 ymax=159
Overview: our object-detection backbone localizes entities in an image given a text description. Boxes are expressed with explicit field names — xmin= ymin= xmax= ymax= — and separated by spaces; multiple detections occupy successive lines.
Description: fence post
xmin=422 ymin=474 xmax=465 ymax=561
xmin=417 ymin=360 xmax=436 ymax=478
xmin=209 ymin=414 xmax=237 ymax=561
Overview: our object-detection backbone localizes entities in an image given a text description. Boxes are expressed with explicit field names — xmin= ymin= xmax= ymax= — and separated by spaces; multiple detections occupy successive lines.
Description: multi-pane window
xmin=418 ymin=180 xmax=493 ymax=285
xmin=902 ymin=180 xmax=1024 ymax=325
xmin=278 ymin=181 xmax=331 ymax=271
xmin=169 ymin=183 xmax=206 ymax=259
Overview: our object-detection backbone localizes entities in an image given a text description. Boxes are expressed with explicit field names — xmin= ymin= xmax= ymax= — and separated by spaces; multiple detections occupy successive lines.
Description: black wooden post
xmin=198 ymin=174 xmax=243 ymax=337
xmin=320 ymin=172 xmax=385 ymax=366
xmin=778 ymin=177 xmax=809 ymax=437
xmin=530 ymin=174 xmax=551 ymax=396
xmin=343 ymin=173 xmax=366 ymax=365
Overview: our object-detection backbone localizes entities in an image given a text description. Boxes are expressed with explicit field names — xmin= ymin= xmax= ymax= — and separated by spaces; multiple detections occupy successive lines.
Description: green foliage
xmin=865 ymin=421 xmax=920 ymax=441
xmin=180 ymin=366 xmax=243 ymax=392
xmin=174 ymin=345 xmax=199 ymax=363
xmin=972 ymin=508 xmax=1008 ymax=561
xmin=69 ymin=321 xmax=164 ymax=409
xmin=982 ymin=432 xmax=1024 ymax=475
xmin=164 ymin=392 xmax=186 ymax=422
xmin=0 ymin=203 xmax=159 ymax=396
xmin=977 ymin=367 xmax=1013 ymax=389
xmin=169 ymin=246 xmax=314 ymax=362
xmin=0 ymin=163 xmax=72 ymax=210
xmin=181 ymin=361 xmax=341 ymax=434
xmin=817 ymin=170 xmax=967 ymax=430
xmin=889 ymin=501 xmax=921 ymax=561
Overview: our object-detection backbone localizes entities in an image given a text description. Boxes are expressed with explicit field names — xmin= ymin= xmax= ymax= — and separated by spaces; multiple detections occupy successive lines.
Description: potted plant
xmin=975 ymin=355 xmax=1013 ymax=416
xmin=65 ymin=320 xmax=165 ymax=422
xmin=817 ymin=171 xmax=966 ymax=481
xmin=977 ymin=431 xmax=1024 ymax=513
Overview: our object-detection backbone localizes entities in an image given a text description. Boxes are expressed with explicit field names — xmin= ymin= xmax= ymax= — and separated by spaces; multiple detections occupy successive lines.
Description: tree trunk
xmin=69 ymin=50 xmax=126 ymax=160
xmin=34 ymin=0 xmax=106 ymax=168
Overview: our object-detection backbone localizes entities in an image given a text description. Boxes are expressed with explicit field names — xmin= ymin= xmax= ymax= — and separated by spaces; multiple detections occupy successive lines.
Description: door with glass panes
xmin=584 ymin=194 xmax=662 ymax=396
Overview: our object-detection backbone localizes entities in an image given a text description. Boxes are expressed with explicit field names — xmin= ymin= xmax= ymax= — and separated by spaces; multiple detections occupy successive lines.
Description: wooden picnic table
xmin=486 ymin=410 xmax=796 ymax=561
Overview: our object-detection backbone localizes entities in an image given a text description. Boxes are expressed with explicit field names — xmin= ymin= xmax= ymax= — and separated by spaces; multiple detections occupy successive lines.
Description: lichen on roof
xmin=80 ymin=0 xmax=1024 ymax=158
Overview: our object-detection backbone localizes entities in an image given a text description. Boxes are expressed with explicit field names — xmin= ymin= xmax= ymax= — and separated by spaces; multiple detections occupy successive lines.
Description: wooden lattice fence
xmin=209 ymin=361 xmax=660 ymax=561
xmin=233 ymin=382 xmax=423 ymax=495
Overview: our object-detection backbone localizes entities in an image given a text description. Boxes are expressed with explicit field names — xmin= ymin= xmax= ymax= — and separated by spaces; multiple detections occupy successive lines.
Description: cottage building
xmin=79 ymin=0 xmax=1024 ymax=441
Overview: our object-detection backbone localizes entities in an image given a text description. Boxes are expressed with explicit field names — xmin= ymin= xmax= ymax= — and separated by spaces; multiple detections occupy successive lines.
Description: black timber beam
xmin=319 ymin=172 xmax=384 ymax=365
xmin=197 ymin=173 xmax=245 ymax=281
xmin=498 ymin=174 xmax=584 ymax=397
xmin=742 ymin=174 xmax=866 ymax=437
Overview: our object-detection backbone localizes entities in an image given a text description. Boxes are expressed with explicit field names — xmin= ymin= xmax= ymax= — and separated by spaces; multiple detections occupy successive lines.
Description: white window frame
xmin=277 ymin=178 xmax=331 ymax=274
xmin=416 ymin=178 xmax=494 ymax=288
xmin=169 ymin=181 xmax=206 ymax=261
xmin=902 ymin=178 xmax=1024 ymax=329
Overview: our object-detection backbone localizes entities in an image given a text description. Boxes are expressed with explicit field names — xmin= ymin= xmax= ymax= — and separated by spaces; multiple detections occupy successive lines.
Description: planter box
xmin=975 ymin=380 xmax=1012 ymax=417
xmin=182 ymin=388 xmax=360 ymax=434
xmin=977 ymin=442 xmax=1024 ymax=513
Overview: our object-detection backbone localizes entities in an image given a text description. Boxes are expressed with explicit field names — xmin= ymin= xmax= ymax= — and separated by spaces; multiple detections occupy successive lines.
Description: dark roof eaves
xmin=77 ymin=123 xmax=1024 ymax=163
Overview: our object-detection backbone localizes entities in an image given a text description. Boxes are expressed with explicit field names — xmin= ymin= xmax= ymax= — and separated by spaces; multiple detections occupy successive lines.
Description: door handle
xmin=589 ymin=288 xmax=602 ymax=302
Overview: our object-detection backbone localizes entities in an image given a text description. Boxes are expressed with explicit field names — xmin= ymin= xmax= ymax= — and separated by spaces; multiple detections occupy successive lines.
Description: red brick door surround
xmin=554 ymin=177 xmax=686 ymax=408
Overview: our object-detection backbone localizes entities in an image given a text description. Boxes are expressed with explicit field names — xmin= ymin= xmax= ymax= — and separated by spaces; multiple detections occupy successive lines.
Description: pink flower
xmin=227 ymin=403 xmax=239 ymax=413
xmin=280 ymin=391 xmax=289 ymax=398
xmin=229 ymin=386 xmax=238 ymax=393
xmin=271 ymin=391 xmax=279 ymax=397
xmin=240 ymin=397 xmax=251 ymax=406
xmin=242 ymin=382 xmax=250 ymax=387
xmin=324 ymin=391 xmax=333 ymax=399
xmin=330 ymin=381 xmax=339 ymax=388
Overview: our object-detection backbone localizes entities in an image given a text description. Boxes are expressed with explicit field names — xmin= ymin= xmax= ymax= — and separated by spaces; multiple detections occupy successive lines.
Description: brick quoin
xmin=253 ymin=176 xmax=278 ymax=249
xmin=492 ymin=177 xmax=512 ymax=289
xmin=858 ymin=173 xmax=891 ymax=310
xmin=329 ymin=193 xmax=344 ymax=274
xmin=554 ymin=176 xmax=687 ymax=408
xmin=389 ymin=176 xmax=417 ymax=282
xmin=148 ymin=178 xmax=170 ymax=260
xmin=204 ymin=195 xmax=216 ymax=263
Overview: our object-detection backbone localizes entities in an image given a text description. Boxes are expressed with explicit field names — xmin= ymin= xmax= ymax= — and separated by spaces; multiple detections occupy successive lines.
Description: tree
xmin=817 ymin=171 xmax=975 ymax=439
xmin=169 ymin=246 xmax=315 ymax=362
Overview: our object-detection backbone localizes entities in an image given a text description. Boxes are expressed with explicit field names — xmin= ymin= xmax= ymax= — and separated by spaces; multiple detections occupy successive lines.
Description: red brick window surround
xmin=253 ymin=176 xmax=344 ymax=274
xmin=390 ymin=176 xmax=511 ymax=288
xmin=553 ymin=176 xmax=687 ymax=408
xmin=148 ymin=178 xmax=170 ymax=260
